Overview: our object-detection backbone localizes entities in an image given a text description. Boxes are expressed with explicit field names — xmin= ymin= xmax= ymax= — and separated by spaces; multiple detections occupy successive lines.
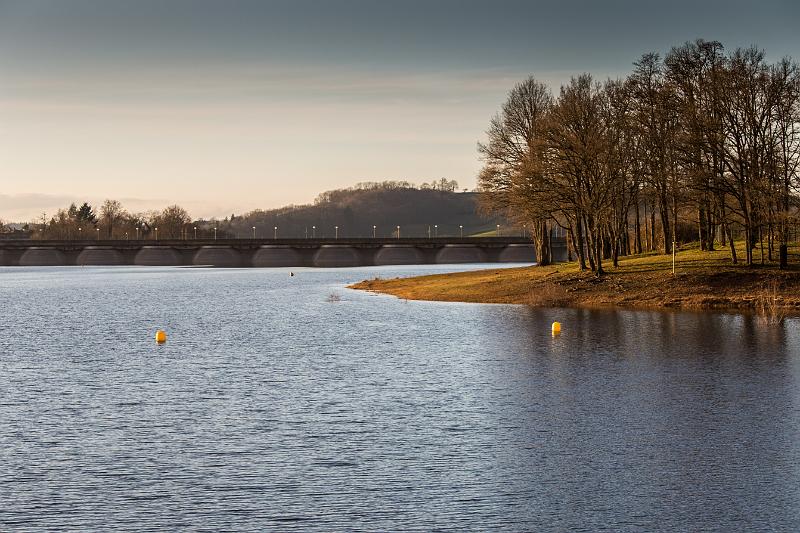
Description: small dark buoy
xmin=290 ymin=272 xmax=294 ymax=277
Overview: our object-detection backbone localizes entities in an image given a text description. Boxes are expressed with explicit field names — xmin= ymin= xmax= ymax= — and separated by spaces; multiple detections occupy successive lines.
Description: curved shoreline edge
xmin=348 ymin=247 xmax=800 ymax=316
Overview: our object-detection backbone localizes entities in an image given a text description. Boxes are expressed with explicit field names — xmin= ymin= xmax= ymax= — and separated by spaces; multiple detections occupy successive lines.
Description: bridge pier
xmin=135 ymin=246 xmax=183 ymax=266
xmin=193 ymin=246 xmax=242 ymax=267
xmin=19 ymin=247 xmax=68 ymax=266
xmin=0 ymin=249 xmax=21 ymax=266
xmin=77 ymin=246 xmax=125 ymax=266
xmin=313 ymin=245 xmax=361 ymax=267
xmin=252 ymin=245 xmax=306 ymax=267
xmin=498 ymin=244 xmax=537 ymax=262
xmin=435 ymin=244 xmax=488 ymax=264
xmin=374 ymin=245 xmax=425 ymax=265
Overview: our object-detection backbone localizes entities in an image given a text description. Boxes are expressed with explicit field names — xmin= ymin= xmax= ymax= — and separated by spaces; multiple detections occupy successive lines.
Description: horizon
xmin=2 ymin=0 xmax=799 ymax=221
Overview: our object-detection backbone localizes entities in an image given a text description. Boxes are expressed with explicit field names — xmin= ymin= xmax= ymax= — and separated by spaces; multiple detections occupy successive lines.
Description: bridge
xmin=0 ymin=237 xmax=567 ymax=267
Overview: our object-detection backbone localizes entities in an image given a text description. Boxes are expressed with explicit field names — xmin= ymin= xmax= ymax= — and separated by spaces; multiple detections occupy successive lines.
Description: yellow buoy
xmin=551 ymin=321 xmax=561 ymax=336
xmin=155 ymin=330 xmax=167 ymax=343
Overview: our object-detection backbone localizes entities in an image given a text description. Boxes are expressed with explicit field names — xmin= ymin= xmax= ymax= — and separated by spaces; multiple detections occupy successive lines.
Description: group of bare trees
xmin=33 ymin=200 xmax=192 ymax=240
xmin=479 ymin=40 xmax=800 ymax=271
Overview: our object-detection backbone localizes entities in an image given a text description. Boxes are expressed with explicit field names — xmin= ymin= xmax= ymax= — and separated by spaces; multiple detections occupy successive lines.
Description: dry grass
xmin=349 ymin=241 xmax=800 ymax=315
xmin=527 ymin=281 xmax=573 ymax=307
xmin=755 ymin=280 xmax=786 ymax=324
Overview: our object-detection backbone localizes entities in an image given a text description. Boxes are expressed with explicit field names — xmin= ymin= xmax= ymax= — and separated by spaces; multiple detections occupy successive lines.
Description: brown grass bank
xmin=349 ymin=244 xmax=800 ymax=316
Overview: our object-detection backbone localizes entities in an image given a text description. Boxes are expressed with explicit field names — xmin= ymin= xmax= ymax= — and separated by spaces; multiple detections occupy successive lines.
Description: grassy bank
xmin=349 ymin=243 xmax=800 ymax=316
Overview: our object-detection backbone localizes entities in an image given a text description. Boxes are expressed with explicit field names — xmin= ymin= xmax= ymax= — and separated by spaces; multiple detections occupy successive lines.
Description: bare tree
xmin=100 ymin=199 xmax=126 ymax=238
xmin=478 ymin=77 xmax=555 ymax=265
xmin=151 ymin=205 xmax=191 ymax=239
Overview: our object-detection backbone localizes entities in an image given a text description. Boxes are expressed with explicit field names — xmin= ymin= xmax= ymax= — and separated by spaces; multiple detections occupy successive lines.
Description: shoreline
xmin=349 ymin=246 xmax=800 ymax=317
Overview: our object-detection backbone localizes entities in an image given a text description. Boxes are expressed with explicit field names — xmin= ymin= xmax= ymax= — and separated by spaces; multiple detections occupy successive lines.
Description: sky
xmin=1 ymin=0 xmax=799 ymax=221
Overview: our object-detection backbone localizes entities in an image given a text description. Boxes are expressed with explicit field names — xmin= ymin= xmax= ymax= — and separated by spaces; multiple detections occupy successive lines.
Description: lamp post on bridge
xmin=252 ymin=226 xmax=256 ymax=239
xmin=214 ymin=227 xmax=217 ymax=240
xmin=460 ymin=225 xmax=463 ymax=238
xmin=96 ymin=227 xmax=100 ymax=241
xmin=373 ymin=225 xmax=376 ymax=238
xmin=194 ymin=226 xmax=197 ymax=239
xmin=335 ymin=226 xmax=339 ymax=239
xmin=274 ymin=226 xmax=278 ymax=239
xmin=312 ymin=225 xmax=316 ymax=238
xmin=496 ymin=224 xmax=501 ymax=236
xmin=434 ymin=224 xmax=438 ymax=238
xmin=396 ymin=225 xmax=400 ymax=239
xmin=154 ymin=227 xmax=158 ymax=241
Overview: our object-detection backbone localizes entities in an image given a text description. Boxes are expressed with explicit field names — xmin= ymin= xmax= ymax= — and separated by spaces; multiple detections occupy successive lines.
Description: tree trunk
xmin=575 ymin=214 xmax=587 ymax=271
xmin=706 ymin=205 xmax=715 ymax=251
xmin=583 ymin=214 xmax=596 ymax=272
xmin=566 ymin=227 xmax=574 ymax=263
xmin=650 ymin=201 xmax=657 ymax=252
xmin=634 ymin=195 xmax=643 ymax=254
xmin=534 ymin=220 xmax=552 ymax=267
xmin=726 ymin=222 xmax=737 ymax=264
xmin=659 ymin=192 xmax=671 ymax=254
xmin=698 ymin=205 xmax=707 ymax=251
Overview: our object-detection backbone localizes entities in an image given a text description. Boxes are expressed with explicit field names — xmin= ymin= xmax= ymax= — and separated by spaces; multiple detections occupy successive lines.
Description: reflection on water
xmin=1 ymin=265 xmax=799 ymax=531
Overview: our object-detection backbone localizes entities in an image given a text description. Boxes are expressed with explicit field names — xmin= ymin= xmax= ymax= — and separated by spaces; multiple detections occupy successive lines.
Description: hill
xmin=221 ymin=183 xmax=506 ymax=239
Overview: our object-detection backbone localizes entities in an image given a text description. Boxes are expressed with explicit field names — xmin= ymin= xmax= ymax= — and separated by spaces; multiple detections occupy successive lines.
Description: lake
xmin=2 ymin=265 xmax=800 ymax=531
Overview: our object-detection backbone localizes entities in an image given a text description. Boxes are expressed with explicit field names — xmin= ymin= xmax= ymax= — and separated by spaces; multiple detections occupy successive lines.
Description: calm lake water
xmin=2 ymin=264 xmax=800 ymax=531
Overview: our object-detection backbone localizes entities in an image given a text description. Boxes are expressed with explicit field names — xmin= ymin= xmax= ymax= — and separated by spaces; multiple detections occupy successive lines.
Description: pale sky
xmin=1 ymin=0 xmax=798 ymax=221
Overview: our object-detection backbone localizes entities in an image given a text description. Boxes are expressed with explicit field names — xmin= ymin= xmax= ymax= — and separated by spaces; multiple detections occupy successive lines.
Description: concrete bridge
xmin=0 ymin=237 xmax=567 ymax=267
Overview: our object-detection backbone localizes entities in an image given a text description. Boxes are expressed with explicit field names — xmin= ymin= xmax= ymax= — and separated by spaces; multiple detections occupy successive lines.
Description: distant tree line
xmin=479 ymin=39 xmax=800 ymax=271
xmin=32 ymin=200 xmax=194 ymax=240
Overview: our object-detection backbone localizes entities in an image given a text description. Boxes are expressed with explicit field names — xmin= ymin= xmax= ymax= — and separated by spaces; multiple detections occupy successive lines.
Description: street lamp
xmin=312 ymin=225 xmax=316 ymax=238
xmin=155 ymin=227 xmax=159 ymax=241
xmin=214 ymin=227 xmax=217 ymax=240
xmin=335 ymin=225 xmax=339 ymax=239
xmin=135 ymin=226 xmax=139 ymax=240
xmin=194 ymin=226 xmax=197 ymax=239
xmin=96 ymin=227 xmax=100 ymax=241
xmin=460 ymin=225 xmax=463 ymax=238
xmin=434 ymin=224 xmax=438 ymax=238
xmin=373 ymin=225 xmax=376 ymax=238
xmin=125 ymin=232 xmax=128 ymax=240
xmin=78 ymin=227 xmax=82 ymax=239
xmin=396 ymin=225 xmax=400 ymax=239
xmin=496 ymin=224 xmax=501 ymax=236
xmin=252 ymin=226 xmax=256 ymax=239
xmin=274 ymin=226 xmax=277 ymax=239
